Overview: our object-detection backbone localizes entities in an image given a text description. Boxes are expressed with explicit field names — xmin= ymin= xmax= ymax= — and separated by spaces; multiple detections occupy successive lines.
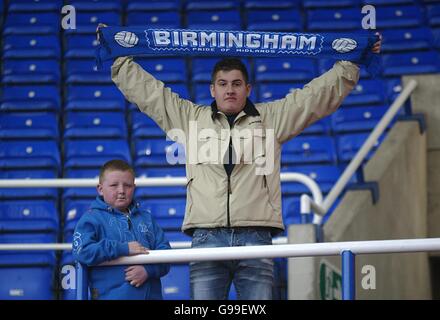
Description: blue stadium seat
xmin=64 ymin=33 xmax=100 ymax=59
xmin=0 ymin=140 xmax=61 ymax=171
xmin=2 ymin=59 xmax=60 ymax=84
xmin=4 ymin=12 xmax=60 ymax=34
xmin=126 ymin=11 xmax=181 ymax=28
xmin=331 ymin=105 xmax=389 ymax=133
xmin=318 ymin=58 xmax=371 ymax=79
xmin=255 ymin=58 xmax=317 ymax=82
xmin=0 ymin=85 xmax=61 ymax=112
xmin=282 ymin=196 xmax=301 ymax=224
xmin=142 ymin=198 xmax=186 ymax=230
xmin=427 ymin=3 xmax=440 ymax=27
xmin=381 ymin=27 xmax=434 ymax=53
xmin=185 ymin=0 xmax=239 ymax=10
xmin=303 ymin=0 xmax=360 ymax=8
xmin=65 ymin=58 xmax=111 ymax=84
xmin=59 ymin=252 xmax=77 ymax=300
xmin=186 ymin=10 xmax=242 ymax=30
xmin=375 ymin=5 xmax=423 ymax=29
xmin=131 ymin=111 xmax=165 ymax=139
xmin=64 ymin=139 xmax=132 ymax=169
xmin=0 ymin=200 xmax=59 ymax=233
xmin=64 ymin=111 xmax=127 ymax=139
xmin=3 ymin=34 xmax=60 ymax=58
xmin=343 ymin=79 xmax=387 ymax=106
xmin=135 ymin=167 xmax=187 ymax=198
xmin=134 ymin=58 xmax=187 ymax=82
xmin=299 ymin=117 xmax=331 ymax=136
xmin=0 ymin=233 xmax=57 ymax=300
xmin=7 ymin=0 xmax=63 ymax=12
xmin=432 ymin=27 xmax=440 ymax=49
xmin=68 ymin=0 xmax=122 ymax=11
xmin=385 ymin=78 xmax=403 ymax=102
xmin=167 ymin=83 xmax=191 ymax=100
xmin=244 ymin=0 xmax=300 ymax=9
xmin=382 ymin=51 xmax=440 ymax=76
xmin=134 ymin=139 xmax=186 ymax=168
xmin=0 ymin=169 xmax=58 ymax=200
xmin=281 ymin=164 xmax=342 ymax=195
xmin=307 ymin=8 xmax=362 ymax=31
xmin=257 ymin=82 xmax=305 ymax=102
xmin=246 ymin=9 xmax=302 ymax=31
xmin=0 ymin=112 xmax=59 ymax=140
xmin=75 ymin=11 xmax=121 ymax=28
xmin=336 ymin=133 xmax=385 ymax=163
xmin=281 ymin=136 xmax=337 ymax=165
xmin=65 ymin=84 xmax=126 ymax=111
xmin=161 ymin=264 xmax=190 ymax=300
xmin=362 ymin=0 xmax=415 ymax=5
xmin=126 ymin=0 xmax=181 ymax=11
xmin=63 ymin=199 xmax=92 ymax=240
xmin=62 ymin=168 xmax=99 ymax=202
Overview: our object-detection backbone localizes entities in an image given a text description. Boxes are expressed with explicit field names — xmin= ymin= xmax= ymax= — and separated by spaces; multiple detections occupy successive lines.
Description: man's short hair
xmin=99 ymin=159 xmax=135 ymax=183
xmin=211 ymin=58 xmax=249 ymax=84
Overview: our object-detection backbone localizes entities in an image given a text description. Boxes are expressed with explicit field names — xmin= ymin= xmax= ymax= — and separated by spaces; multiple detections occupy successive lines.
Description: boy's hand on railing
xmin=128 ymin=241 xmax=149 ymax=256
xmin=125 ymin=265 xmax=148 ymax=288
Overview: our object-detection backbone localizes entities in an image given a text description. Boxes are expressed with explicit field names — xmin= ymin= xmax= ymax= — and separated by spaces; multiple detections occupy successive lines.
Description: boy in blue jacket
xmin=72 ymin=159 xmax=171 ymax=300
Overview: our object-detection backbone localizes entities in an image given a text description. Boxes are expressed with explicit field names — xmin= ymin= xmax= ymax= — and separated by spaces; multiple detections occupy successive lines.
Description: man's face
xmin=210 ymin=70 xmax=251 ymax=115
xmin=97 ymin=170 xmax=135 ymax=212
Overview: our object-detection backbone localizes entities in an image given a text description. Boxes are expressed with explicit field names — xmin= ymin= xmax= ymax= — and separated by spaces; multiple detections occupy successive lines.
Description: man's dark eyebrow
xmin=216 ymin=79 xmax=243 ymax=83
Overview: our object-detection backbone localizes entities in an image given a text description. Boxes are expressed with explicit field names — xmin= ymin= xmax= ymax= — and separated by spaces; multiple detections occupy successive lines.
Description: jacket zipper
xmin=227 ymin=175 xmax=232 ymax=227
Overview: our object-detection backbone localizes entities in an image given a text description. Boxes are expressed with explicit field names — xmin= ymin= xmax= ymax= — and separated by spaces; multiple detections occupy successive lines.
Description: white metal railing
xmin=304 ymin=79 xmax=418 ymax=224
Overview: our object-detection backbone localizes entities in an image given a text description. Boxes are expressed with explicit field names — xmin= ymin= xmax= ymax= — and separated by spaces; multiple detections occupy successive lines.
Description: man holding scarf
xmin=100 ymin=23 xmax=381 ymax=299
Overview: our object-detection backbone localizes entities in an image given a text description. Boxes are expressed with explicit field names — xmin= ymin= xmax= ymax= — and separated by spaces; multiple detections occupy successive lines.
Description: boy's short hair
xmin=99 ymin=159 xmax=135 ymax=183
xmin=211 ymin=58 xmax=249 ymax=84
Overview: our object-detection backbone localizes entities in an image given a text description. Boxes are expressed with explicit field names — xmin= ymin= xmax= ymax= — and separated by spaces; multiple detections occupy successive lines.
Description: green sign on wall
xmin=319 ymin=260 xmax=342 ymax=300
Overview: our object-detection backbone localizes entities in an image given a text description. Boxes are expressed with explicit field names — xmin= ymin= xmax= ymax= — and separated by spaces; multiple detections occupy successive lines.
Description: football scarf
xmin=96 ymin=27 xmax=381 ymax=76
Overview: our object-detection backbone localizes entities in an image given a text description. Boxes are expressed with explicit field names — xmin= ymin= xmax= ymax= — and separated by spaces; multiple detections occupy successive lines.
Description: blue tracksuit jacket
xmin=72 ymin=196 xmax=171 ymax=300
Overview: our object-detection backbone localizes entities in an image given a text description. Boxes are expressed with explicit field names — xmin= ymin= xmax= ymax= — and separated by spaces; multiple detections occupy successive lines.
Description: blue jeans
xmin=190 ymin=228 xmax=274 ymax=300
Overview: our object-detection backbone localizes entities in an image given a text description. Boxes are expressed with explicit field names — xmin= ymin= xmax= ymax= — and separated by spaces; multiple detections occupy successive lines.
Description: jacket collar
xmin=210 ymin=98 xmax=260 ymax=121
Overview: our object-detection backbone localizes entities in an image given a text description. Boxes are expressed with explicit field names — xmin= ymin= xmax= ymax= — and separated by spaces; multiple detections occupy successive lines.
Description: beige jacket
xmin=112 ymin=57 xmax=359 ymax=234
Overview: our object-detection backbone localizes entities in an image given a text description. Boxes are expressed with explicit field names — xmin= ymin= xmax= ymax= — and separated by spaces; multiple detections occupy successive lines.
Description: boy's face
xmin=210 ymin=70 xmax=251 ymax=115
xmin=97 ymin=170 xmax=135 ymax=212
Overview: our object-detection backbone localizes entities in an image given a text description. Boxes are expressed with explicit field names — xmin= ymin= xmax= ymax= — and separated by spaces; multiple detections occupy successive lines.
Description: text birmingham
xmin=148 ymin=30 xmax=323 ymax=53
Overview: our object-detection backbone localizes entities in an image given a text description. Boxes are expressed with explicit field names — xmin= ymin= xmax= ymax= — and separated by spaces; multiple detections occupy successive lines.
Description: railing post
xmin=76 ymin=262 xmax=88 ymax=300
xmin=341 ymin=250 xmax=355 ymax=300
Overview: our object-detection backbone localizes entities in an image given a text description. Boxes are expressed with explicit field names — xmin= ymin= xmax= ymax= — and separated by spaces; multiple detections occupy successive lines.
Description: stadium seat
xmin=134 ymin=139 xmax=186 ymax=168
xmin=257 ymin=82 xmax=305 ymax=102
xmin=281 ymin=136 xmax=337 ymax=165
xmin=59 ymin=252 xmax=76 ymax=300
xmin=185 ymin=0 xmax=239 ymax=11
xmin=135 ymin=167 xmax=186 ymax=198
xmin=303 ymin=0 xmax=360 ymax=8
xmin=336 ymin=132 xmax=385 ymax=163
xmin=343 ymin=79 xmax=387 ymax=106
xmin=427 ymin=3 xmax=440 ymax=27
xmin=0 ymin=112 xmax=59 ymax=140
xmin=126 ymin=0 xmax=181 ymax=11
xmin=161 ymin=264 xmax=190 ymax=300
xmin=3 ymin=34 xmax=60 ymax=59
xmin=0 ymin=85 xmax=61 ymax=112
xmin=186 ymin=10 xmax=242 ymax=30
xmin=244 ymin=0 xmax=300 ymax=9
xmin=385 ymin=77 xmax=403 ymax=102
xmin=7 ymin=0 xmax=63 ymax=12
xmin=63 ymin=199 xmax=92 ymax=240
xmin=130 ymin=111 xmax=165 ymax=139
xmin=0 ymin=200 xmax=59 ymax=233
xmin=246 ymin=9 xmax=302 ymax=31
xmin=65 ymin=58 xmax=111 ymax=84
xmin=306 ymin=8 xmax=362 ymax=31
xmin=0 ymin=169 xmax=58 ymax=200
xmin=299 ymin=117 xmax=331 ymax=136
xmin=381 ymin=27 xmax=434 ymax=53
xmin=67 ymin=0 xmax=122 ymax=12
xmin=331 ymin=105 xmax=390 ymax=133
xmin=382 ymin=50 xmax=440 ymax=76
xmin=2 ymin=59 xmax=60 ymax=84
xmin=281 ymin=164 xmax=342 ymax=195
xmin=362 ymin=0 xmax=415 ymax=5
xmin=64 ymin=33 xmax=100 ymax=59
xmin=65 ymin=84 xmax=126 ymax=111
xmin=142 ymin=198 xmax=186 ymax=230
xmin=62 ymin=168 xmax=99 ymax=202
xmin=64 ymin=139 xmax=132 ymax=169
xmin=74 ymin=11 xmax=121 ymax=28
xmin=375 ymin=5 xmax=424 ymax=29
xmin=64 ymin=111 xmax=127 ymax=139
xmin=134 ymin=58 xmax=187 ymax=83
xmin=254 ymin=58 xmax=317 ymax=82
xmin=3 ymin=12 xmax=60 ymax=34
xmin=0 ymin=140 xmax=61 ymax=171
xmin=126 ymin=11 xmax=181 ymax=28
xmin=318 ymin=58 xmax=371 ymax=79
